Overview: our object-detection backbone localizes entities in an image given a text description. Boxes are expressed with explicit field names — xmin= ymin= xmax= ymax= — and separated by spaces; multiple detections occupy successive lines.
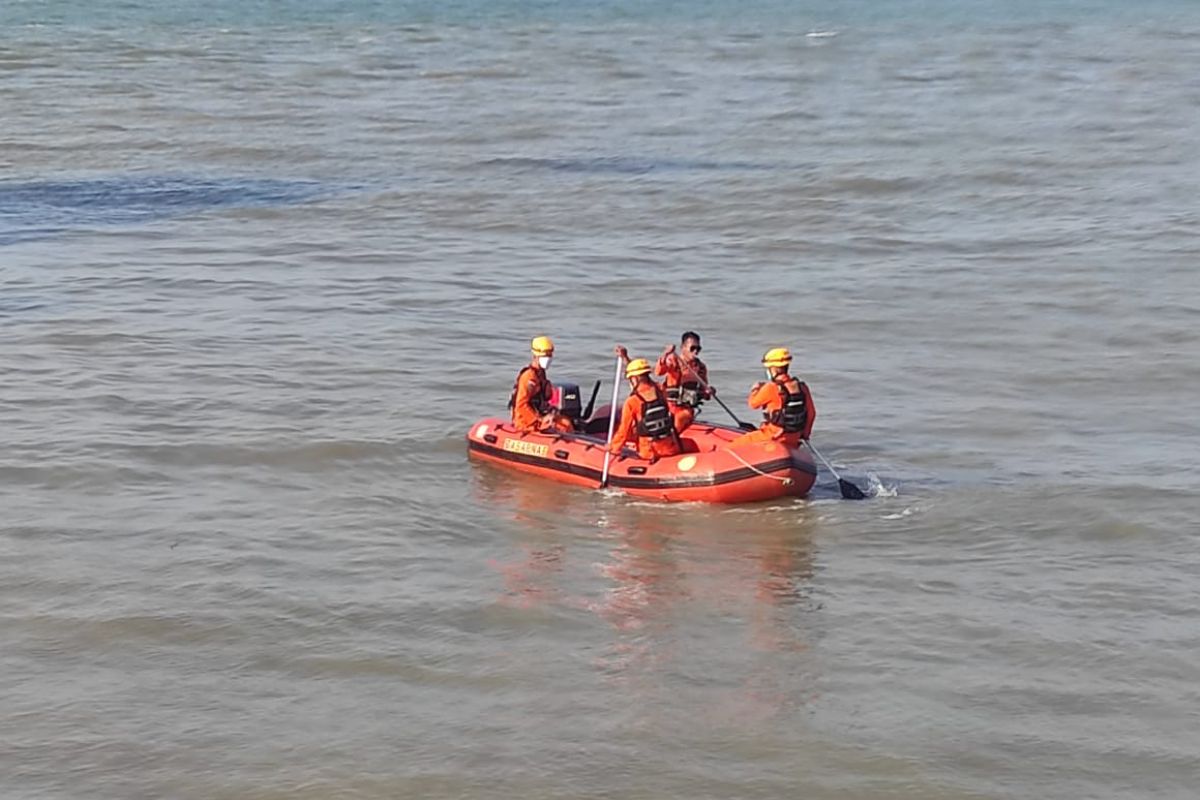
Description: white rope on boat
xmin=726 ymin=448 xmax=793 ymax=485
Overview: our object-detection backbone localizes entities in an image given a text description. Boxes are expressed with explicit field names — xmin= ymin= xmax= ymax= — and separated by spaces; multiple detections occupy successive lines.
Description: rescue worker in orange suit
xmin=607 ymin=355 xmax=682 ymax=462
xmin=654 ymin=330 xmax=714 ymax=434
xmin=509 ymin=335 xmax=574 ymax=433
xmin=731 ymin=347 xmax=816 ymax=448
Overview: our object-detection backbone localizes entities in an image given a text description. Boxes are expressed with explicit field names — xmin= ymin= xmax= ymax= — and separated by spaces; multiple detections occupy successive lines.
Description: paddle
xmin=804 ymin=440 xmax=868 ymax=500
xmin=676 ymin=352 xmax=867 ymax=499
xmin=599 ymin=356 xmax=624 ymax=488
xmin=669 ymin=352 xmax=754 ymax=431
xmin=711 ymin=392 xmax=757 ymax=432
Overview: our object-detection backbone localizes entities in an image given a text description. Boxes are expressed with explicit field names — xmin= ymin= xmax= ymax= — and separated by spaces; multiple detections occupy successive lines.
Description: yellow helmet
xmin=625 ymin=358 xmax=652 ymax=378
xmin=761 ymin=347 xmax=793 ymax=367
xmin=530 ymin=335 xmax=555 ymax=356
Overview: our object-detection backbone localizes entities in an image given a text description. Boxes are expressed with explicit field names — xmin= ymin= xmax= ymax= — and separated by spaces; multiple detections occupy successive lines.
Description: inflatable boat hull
xmin=466 ymin=417 xmax=816 ymax=504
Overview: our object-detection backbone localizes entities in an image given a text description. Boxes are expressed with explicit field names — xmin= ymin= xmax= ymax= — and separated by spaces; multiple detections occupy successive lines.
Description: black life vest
xmin=766 ymin=378 xmax=808 ymax=433
xmin=507 ymin=366 xmax=551 ymax=414
xmin=665 ymin=359 xmax=706 ymax=407
xmin=636 ymin=386 xmax=677 ymax=440
xmin=665 ymin=380 xmax=703 ymax=408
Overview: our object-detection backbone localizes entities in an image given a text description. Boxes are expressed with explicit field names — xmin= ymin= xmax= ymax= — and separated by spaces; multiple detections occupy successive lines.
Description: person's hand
xmin=614 ymin=344 xmax=629 ymax=360
xmin=707 ymin=386 xmax=717 ymax=398
xmin=662 ymin=343 xmax=676 ymax=356
xmin=752 ymin=381 xmax=764 ymax=391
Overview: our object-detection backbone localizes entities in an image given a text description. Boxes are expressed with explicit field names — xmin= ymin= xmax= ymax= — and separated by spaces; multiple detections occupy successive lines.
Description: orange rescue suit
xmin=608 ymin=381 xmax=682 ymax=461
xmin=510 ymin=365 xmax=571 ymax=433
xmin=654 ymin=353 xmax=709 ymax=432
xmin=738 ymin=374 xmax=816 ymax=447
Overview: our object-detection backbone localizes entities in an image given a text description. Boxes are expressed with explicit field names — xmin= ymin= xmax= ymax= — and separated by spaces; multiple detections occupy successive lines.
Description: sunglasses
xmin=687 ymin=345 xmax=702 ymax=353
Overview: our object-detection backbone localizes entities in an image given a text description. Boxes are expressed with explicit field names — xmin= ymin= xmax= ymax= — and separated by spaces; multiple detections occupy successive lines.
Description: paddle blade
xmin=838 ymin=478 xmax=867 ymax=500
xmin=739 ymin=422 xmax=756 ymax=432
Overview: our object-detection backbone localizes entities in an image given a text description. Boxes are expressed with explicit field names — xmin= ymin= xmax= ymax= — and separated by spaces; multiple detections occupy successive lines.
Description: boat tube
xmin=467 ymin=395 xmax=816 ymax=504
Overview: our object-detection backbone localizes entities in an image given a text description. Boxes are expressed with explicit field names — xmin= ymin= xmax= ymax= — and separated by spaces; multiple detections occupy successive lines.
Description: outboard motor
xmin=551 ymin=383 xmax=582 ymax=421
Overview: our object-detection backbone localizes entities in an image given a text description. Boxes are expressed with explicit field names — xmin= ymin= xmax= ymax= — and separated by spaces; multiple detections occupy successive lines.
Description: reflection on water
xmin=594 ymin=503 xmax=823 ymax=725
xmin=477 ymin=466 xmax=581 ymax=610
xmin=590 ymin=510 xmax=688 ymax=679
xmin=477 ymin=463 xmax=823 ymax=717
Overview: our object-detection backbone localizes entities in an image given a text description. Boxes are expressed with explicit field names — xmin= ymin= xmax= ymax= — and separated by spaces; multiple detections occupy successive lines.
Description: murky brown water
xmin=3 ymin=4 xmax=1199 ymax=798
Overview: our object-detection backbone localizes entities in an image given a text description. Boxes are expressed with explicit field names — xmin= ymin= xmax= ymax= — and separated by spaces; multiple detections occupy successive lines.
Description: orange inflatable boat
xmin=466 ymin=394 xmax=817 ymax=504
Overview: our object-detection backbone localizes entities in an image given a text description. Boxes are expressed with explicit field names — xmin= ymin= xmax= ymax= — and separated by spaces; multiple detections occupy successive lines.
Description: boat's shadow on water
xmin=0 ymin=175 xmax=330 ymax=246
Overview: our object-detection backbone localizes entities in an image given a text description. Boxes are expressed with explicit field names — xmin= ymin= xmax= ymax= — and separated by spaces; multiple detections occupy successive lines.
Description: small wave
xmin=479 ymin=156 xmax=779 ymax=176
xmin=13 ymin=613 xmax=241 ymax=647
xmin=0 ymin=463 xmax=169 ymax=489
xmin=765 ymin=108 xmax=821 ymax=122
xmin=418 ymin=66 xmax=525 ymax=80
xmin=826 ymin=175 xmax=923 ymax=195
xmin=0 ymin=295 xmax=50 ymax=315
xmin=916 ymin=580 xmax=958 ymax=594
xmin=893 ymin=71 xmax=961 ymax=83
xmin=103 ymin=439 xmax=407 ymax=471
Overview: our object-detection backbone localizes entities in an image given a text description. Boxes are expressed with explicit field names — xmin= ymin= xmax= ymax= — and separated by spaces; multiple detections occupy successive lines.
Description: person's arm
xmin=653 ymin=344 xmax=676 ymax=377
xmin=608 ymin=396 xmax=636 ymax=454
xmin=747 ymin=380 xmax=775 ymax=410
xmin=510 ymin=369 xmax=531 ymax=424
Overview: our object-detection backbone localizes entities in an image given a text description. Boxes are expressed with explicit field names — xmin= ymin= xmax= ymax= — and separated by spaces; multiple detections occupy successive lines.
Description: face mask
xmin=538 ymin=355 xmax=552 ymax=369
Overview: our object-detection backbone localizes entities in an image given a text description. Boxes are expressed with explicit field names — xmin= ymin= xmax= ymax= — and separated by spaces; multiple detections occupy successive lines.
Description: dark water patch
xmin=0 ymin=175 xmax=328 ymax=246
